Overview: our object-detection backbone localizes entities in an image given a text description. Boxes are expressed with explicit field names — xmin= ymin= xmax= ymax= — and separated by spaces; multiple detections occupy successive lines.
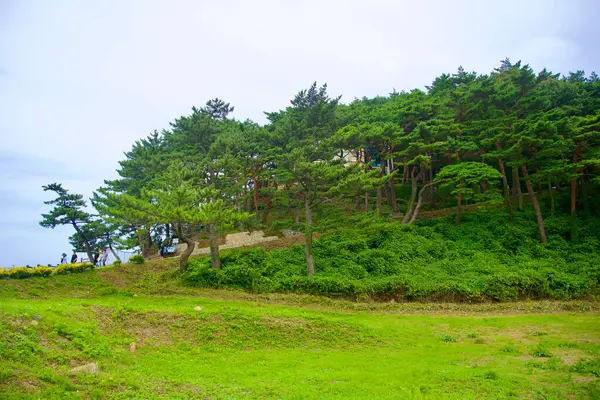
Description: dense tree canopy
xmin=44 ymin=59 xmax=600 ymax=274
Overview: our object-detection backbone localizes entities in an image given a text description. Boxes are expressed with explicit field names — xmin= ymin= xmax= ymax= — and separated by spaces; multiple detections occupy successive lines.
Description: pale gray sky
xmin=1 ymin=0 xmax=598 ymax=266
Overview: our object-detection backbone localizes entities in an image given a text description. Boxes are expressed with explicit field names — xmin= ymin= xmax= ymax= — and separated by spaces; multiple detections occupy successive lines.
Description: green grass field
xmin=1 ymin=266 xmax=599 ymax=399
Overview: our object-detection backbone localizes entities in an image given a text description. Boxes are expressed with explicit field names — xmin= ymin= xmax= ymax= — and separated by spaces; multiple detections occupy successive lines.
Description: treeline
xmin=40 ymin=59 xmax=600 ymax=274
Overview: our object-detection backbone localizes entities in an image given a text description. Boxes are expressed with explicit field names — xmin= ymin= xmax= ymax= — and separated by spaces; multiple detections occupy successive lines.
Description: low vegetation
xmin=0 ymin=269 xmax=599 ymax=399
xmin=1 ymin=233 xmax=599 ymax=398
xmin=0 ymin=263 xmax=94 ymax=280
xmin=184 ymin=210 xmax=600 ymax=301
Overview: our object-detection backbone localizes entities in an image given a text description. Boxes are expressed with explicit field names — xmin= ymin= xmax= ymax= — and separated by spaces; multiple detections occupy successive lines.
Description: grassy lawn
xmin=1 ymin=272 xmax=599 ymax=399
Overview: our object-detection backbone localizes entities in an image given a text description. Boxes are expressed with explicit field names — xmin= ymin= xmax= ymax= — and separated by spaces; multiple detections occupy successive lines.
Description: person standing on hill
xmin=60 ymin=253 xmax=67 ymax=264
xmin=101 ymin=249 xmax=109 ymax=266
xmin=71 ymin=250 xmax=78 ymax=264
xmin=93 ymin=249 xmax=100 ymax=266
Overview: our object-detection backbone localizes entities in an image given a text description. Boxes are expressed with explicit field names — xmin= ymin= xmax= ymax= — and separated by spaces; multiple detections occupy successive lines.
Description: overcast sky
xmin=0 ymin=0 xmax=598 ymax=266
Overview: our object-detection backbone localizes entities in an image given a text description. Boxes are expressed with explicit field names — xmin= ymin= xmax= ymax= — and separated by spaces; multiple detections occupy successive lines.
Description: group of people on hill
xmin=60 ymin=249 xmax=109 ymax=267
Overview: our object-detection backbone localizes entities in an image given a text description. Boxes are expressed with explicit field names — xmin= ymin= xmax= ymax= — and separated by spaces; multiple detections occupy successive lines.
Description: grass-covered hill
xmin=1 ymin=257 xmax=600 ymax=399
xmin=2 ymin=209 xmax=600 ymax=398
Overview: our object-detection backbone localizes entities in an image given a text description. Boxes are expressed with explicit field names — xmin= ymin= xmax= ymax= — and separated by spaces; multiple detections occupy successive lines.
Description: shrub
xmin=53 ymin=262 xmax=94 ymax=276
xmin=441 ymin=335 xmax=458 ymax=343
xmin=30 ymin=266 xmax=53 ymax=277
xmin=112 ymin=260 xmax=122 ymax=266
xmin=129 ymin=254 xmax=145 ymax=264
xmin=0 ymin=269 xmax=9 ymax=279
xmin=531 ymin=344 xmax=552 ymax=358
xmin=180 ymin=212 xmax=600 ymax=302
xmin=9 ymin=267 xmax=32 ymax=279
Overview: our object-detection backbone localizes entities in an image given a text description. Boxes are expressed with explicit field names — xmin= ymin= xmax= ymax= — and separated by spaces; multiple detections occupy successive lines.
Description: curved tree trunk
xmin=402 ymin=166 xmax=418 ymax=224
xmin=209 ymin=223 xmax=220 ymax=270
xmin=72 ymin=221 xmax=94 ymax=263
xmin=521 ymin=164 xmax=547 ymax=244
xmin=408 ymin=180 xmax=442 ymax=224
xmin=179 ymin=237 xmax=196 ymax=271
xmin=108 ymin=243 xmax=121 ymax=261
xmin=496 ymin=156 xmax=514 ymax=224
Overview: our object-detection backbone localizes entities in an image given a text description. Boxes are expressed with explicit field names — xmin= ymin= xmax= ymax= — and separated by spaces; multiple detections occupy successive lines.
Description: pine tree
xmin=40 ymin=183 xmax=95 ymax=262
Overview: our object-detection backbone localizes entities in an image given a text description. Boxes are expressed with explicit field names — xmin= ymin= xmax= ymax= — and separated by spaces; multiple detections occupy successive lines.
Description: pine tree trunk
xmin=583 ymin=178 xmax=590 ymax=216
xmin=252 ymin=168 xmax=259 ymax=218
xmin=108 ymin=243 xmax=121 ymax=262
xmin=165 ymin=223 xmax=170 ymax=238
xmin=388 ymin=176 xmax=398 ymax=213
xmin=304 ymin=186 xmax=315 ymax=276
xmin=142 ymin=230 xmax=153 ymax=258
xmin=262 ymin=198 xmax=271 ymax=224
xmin=295 ymin=195 xmax=301 ymax=224
xmin=376 ymin=161 xmax=387 ymax=216
xmin=376 ymin=186 xmax=382 ymax=217
xmin=209 ymin=224 xmax=220 ymax=269
xmin=548 ymin=182 xmax=555 ymax=217
xmin=355 ymin=194 xmax=361 ymax=211
xmin=72 ymin=221 xmax=94 ymax=263
xmin=456 ymin=184 xmax=462 ymax=226
xmin=429 ymin=165 xmax=436 ymax=209
xmin=521 ymin=164 xmax=547 ymax=244
xmin=496 ymin=156 xmax=514 ymax=224
xmin=409 ymin=181 xmax=440 ymax=224
xmin=179 ymin=237 xmax=196 ymax=271
xmin=512 ymin=167 xmax=523 ymax=210
xmin=364 ymin=192 xmax=369 ymax=212
xmin=243 ymin=168 xmax=249 ymax=212
xmin=402 ymin=167 xmax=418 ymax=224
xmin=571 ymin=144 xmax=582 ymax=244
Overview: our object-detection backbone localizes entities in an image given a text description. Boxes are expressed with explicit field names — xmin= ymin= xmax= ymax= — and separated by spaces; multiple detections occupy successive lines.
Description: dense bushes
xmin=0 ymin=263 xmax=94 ymax=280
xmin=53 ymin=262 xmax=94 ymax=275
xmin=129 ymin=254 xmax=144 ymax=264
xmin=184 ymin=211 xmax=600 ymax=302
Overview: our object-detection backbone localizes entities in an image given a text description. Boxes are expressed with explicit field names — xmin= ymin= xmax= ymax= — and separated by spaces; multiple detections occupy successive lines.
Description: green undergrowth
xmin=184 ymin=210 xmax=600 ymax=302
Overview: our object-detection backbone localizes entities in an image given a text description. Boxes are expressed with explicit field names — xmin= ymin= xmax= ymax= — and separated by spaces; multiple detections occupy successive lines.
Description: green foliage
xmin=129 ymin=254 xmax=145 ymax=264
xmin=573 ymin=358 xmax=600 ymax=377
xmin=9 ymin=267 xmax=33 ymax=279
xmin=4 ymin=266 xmax=54 ymax=279
xmin=531 ymin=343 xmax=553 ymax=358
xmin=442 ymin=335 xmax=458 ymax=343
xmin=30 ymin=266 xmax=53 ymax=277
xmin=113 ymin=259 xmax=122 ymax=266
xmin=1 ymin=291 xmax=598 ymax=399
xmin=53 ymin=262 xmax=94 ymax=276
xmin=77 ymin=60 xmax=600 ymax=282
xmin=183 ymin=211 xmax=600 ymax=301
